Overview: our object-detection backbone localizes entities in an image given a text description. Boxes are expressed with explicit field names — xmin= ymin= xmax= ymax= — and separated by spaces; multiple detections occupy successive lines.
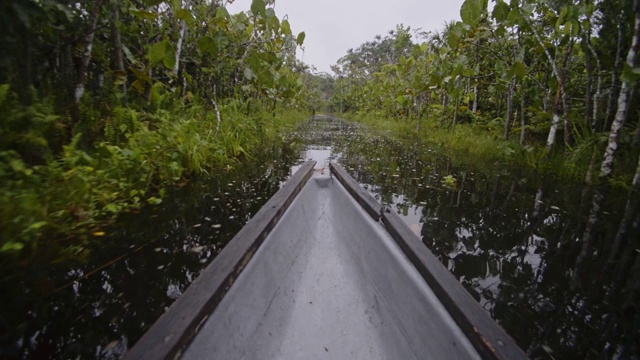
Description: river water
xmin=1 ymin=116 xmax=638 ymax=359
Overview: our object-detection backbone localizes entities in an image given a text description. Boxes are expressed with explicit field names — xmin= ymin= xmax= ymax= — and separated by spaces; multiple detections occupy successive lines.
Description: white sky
xmin=226 ymin=0 xmax=464 ymax=75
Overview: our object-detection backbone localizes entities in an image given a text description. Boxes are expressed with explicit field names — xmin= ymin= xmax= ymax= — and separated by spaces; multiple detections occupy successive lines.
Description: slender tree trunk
xmin=110 ymin=0 xmax=126 ymax=93
xmin=561 ymin=39 xmax=574 ymax=148
xmin=174 ymin=19 xmax=188 ymax=77
xmin=588 ymin=41 xmax=603 ymax=130
xmin=546 ymin=90 xmax=562 ymax=156
xmin=601 ymin=14 xmax=639 ymax=178
xmin=584 ymin=43 xmax=593 ymax=128
xmin=543 ymin=87 xmax=551 ymax=113
xmin=604 ymin=23 xmax=626 ymax=132
xmin=472 ymin=84 xmax=478 ymax=114
xmin=75 ymin=0 xmax=104 ymax=105
xmin=504 ymin=79 xmax=515 ymax=140
xmin=634 ymin=107 xmax=640 ymax=146
xmin=523 ymin=10 xmax=569 ymax=154
xmin=452 ymin=96 xmax=459 ymax=129
xmin=574 ymin=0 xmax=640 ymax=282
xmin=520 ymin=89 xmax=526 ymax=146
xmin=212 ymin=98 xmax=222 ymax=133
xmin=604 ymin=153 xmax=640 ymax=277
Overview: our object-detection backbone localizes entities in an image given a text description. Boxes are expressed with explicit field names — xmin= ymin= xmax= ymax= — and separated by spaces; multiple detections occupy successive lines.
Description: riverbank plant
xmin=0 ymin=86 xmax=306 ymax=260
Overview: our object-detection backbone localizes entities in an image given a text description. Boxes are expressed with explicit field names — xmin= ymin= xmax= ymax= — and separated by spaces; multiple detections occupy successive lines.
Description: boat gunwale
xmin=329 ymin=162 xmax=528 ymax=360
xmin=124 ymin=160 xmax=317 ymax=360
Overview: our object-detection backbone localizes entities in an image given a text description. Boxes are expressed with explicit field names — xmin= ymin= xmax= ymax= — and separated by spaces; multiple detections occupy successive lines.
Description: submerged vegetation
xmin=0 ymin=0 xmax=314 ymax=259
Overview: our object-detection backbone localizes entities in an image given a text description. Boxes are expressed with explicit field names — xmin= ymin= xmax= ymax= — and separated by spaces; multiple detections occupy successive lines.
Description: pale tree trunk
xmin=70 ymin=0 xmax=104 ymax=127
xmin=546 ymin=90 xmax=562 ymax=156
xmin=604 ymin=23 xmax=626 ymax=132
xmin=522 ymin=10 xmax=568 ymax=155
xmin=173 ymin=19 xmax=188 ymax=77
xmin=574 ymin=0 xmax=640 ymax=282
xmin=75 ymin=0 xmax=104 ymax=104
xmin=504 ymin=79 xmax=515 ymax=140
xmin=212 ymin=98 xmax=222 ymax=133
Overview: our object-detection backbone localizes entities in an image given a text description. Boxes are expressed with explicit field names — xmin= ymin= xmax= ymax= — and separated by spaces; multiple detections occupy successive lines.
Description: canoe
xmin=125 ymin=161 xmax=527 ymax=360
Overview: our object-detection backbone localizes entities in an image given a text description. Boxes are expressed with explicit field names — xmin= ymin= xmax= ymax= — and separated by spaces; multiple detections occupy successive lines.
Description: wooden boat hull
xmin=125 ymin=161 xmax=527 ymax=360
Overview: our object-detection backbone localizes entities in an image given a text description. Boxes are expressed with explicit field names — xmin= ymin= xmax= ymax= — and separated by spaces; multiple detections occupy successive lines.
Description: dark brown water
xmin=1 ymin=117 xmax=638 ymax=359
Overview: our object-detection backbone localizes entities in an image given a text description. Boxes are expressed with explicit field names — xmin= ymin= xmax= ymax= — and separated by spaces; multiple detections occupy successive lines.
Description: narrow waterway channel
xmin=1 ymin=116 xmax=638 ymax=359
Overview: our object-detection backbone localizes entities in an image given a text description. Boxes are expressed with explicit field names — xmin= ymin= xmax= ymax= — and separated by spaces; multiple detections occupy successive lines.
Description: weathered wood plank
xmin=330 ymin=162 xmax=527 ymax=360
xmin=124 ymin=161 xmax=316 ymax=360
xmin=329 ymin=163 xmax=382 ymax=220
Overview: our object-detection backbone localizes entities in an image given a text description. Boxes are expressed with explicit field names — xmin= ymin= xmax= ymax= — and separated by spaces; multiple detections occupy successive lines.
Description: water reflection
xmin=0 ymin=146 xmax=303 ymax=359
xmin=1 ymin=116 xmax=638 ymax=359
xmin=296 ymin=117 xmax=639 ymax=360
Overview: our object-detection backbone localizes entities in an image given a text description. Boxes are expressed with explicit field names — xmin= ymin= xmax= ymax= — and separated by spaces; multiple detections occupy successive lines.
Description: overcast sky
xmin=226 ymin=0 xmax=464 ymax=74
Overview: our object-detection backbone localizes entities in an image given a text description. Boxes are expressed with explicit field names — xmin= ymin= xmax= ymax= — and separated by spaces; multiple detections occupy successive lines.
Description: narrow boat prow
xmin=125 ymin=161 xmax=528 ymax=360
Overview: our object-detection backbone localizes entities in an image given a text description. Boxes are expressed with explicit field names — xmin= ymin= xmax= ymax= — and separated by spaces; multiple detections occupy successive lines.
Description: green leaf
xmin=176 ymin=8 xmax=194 ymax=24
xmin=163 ymin=50 xmax=176 ymax=70
xmin=447 ymin=32 xmax=459 ymax=49
xmin=250 ymin=0 xmax=266 ymax=16
xmin=460 ymin=0 xmax=482 ymax=26
xmin=621 ymin=63 xmax=640 ymax=83
xmin=508 ymin=61 xmax=527 ymax=79
xmin=296 ymin=31 xmax=306 ymax=46
xmin=1 ymin=242 xmax=24 ymax=252
xmin=281 ymin=19 xmax=292 ymax=35
xmin=148 ymin=40 xmax=167 ymax=65
xmin=143 ymin=0 xmax=165 ymax=5
xmin=26 ymin=221 xmax=48 ymax=232
xmin=148 ymin=197 xmax=162 ymax=205
xmin=492 ymin=1 xmax=510 ymax=23
xmin=216 ymin=7 xmax=230 ymax=19
xmin=130 ymin=8 xmax=158 ymax=20
xmin=148 ymin=39 xmax=176 ymax=69
xmin=198 ymin=36 xmax=215 ymax=54
xmin=122 ymin=45 xmax=140 ymax=66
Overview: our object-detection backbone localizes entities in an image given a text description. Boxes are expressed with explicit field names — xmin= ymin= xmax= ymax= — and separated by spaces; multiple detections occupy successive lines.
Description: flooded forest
xmin=1 ymin=0 xmax=640 ymax=359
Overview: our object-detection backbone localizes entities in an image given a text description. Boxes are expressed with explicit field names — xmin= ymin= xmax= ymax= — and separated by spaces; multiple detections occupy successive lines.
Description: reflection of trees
xmin=0 ymin=146 xmax=300 ymax=358
xmin=330 ymin=128 xmax=639 ymax=359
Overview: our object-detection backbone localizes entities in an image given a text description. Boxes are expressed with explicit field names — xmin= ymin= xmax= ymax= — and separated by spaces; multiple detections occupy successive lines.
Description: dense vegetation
xmin=321 ymin=0 xmax=640 ymax=178
xmin=308 ymin=2 xmax=640 ymax=353
xmin=0 ymin=0 xmax=314 ymax=260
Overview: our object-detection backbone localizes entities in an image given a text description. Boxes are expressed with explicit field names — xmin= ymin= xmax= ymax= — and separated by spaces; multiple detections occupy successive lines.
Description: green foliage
xmin=460 ymin=0 xmax=486 ymax=26
xmin=0 ymin=0 xmax=311 ymax=260
xmin=0 ymin=97 xmax=305 ymax=258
